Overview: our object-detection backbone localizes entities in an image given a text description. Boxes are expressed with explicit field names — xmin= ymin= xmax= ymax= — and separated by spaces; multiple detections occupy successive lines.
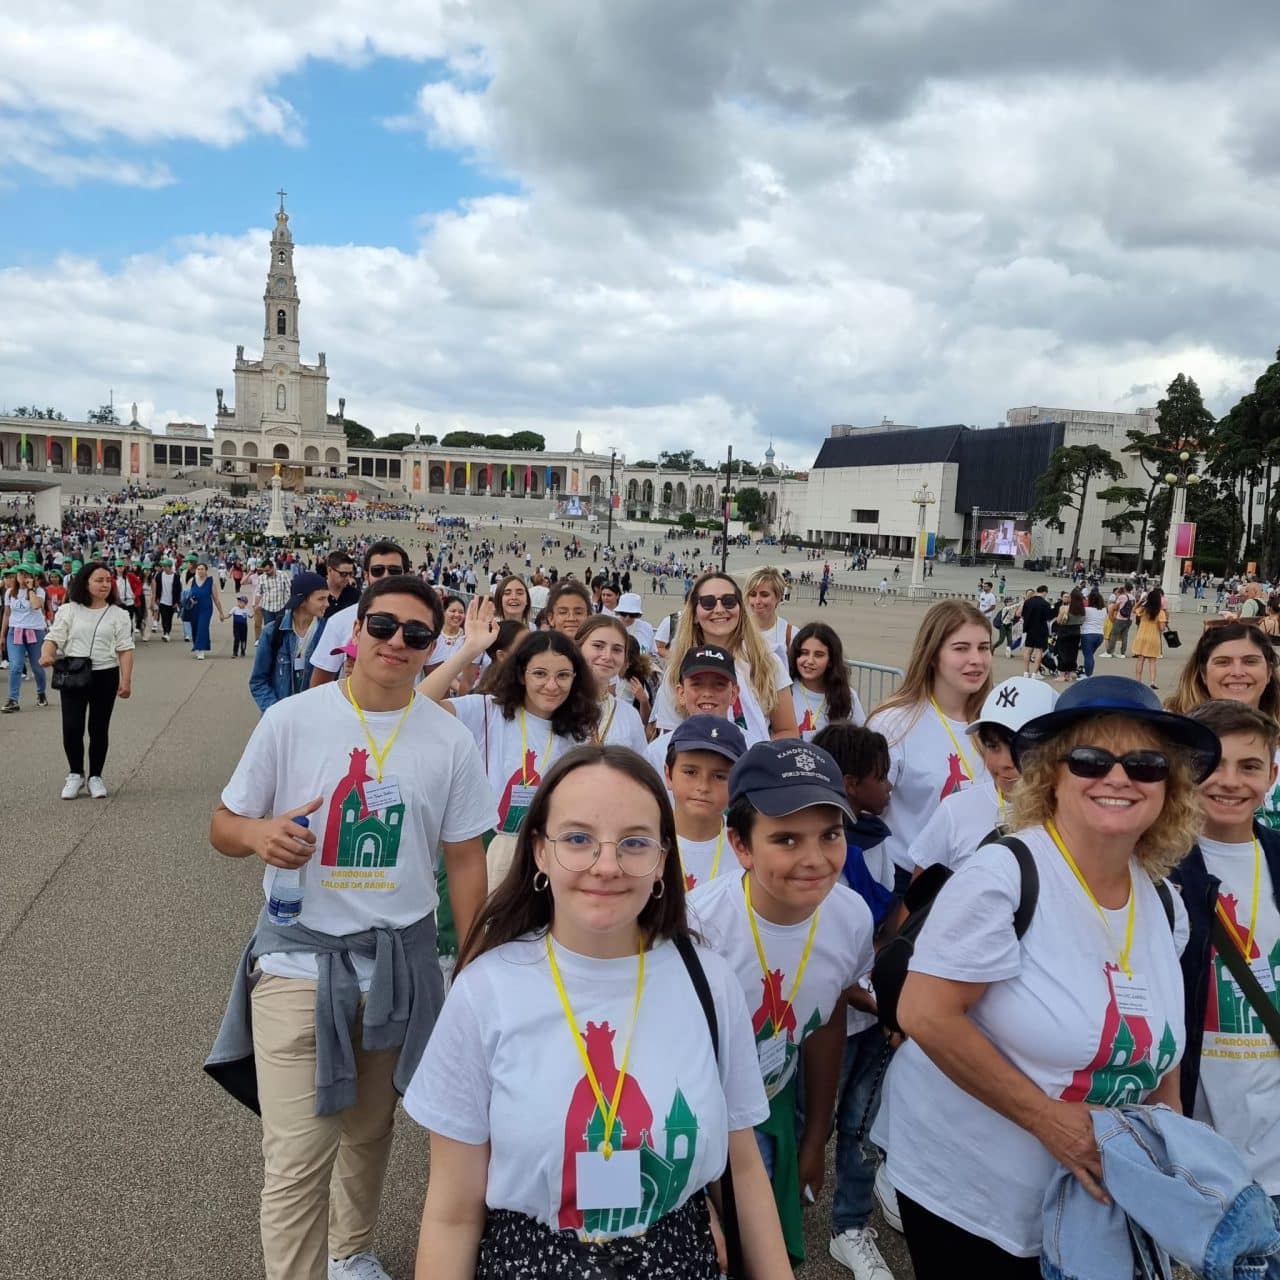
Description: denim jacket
xmin=1042 ymin=1105 xmax=1280 ymax=1280
xmin=1170 ymin=822 xmax=1280 ymax=1116
xmin=248 ymin=611 xmax=302 ymax=712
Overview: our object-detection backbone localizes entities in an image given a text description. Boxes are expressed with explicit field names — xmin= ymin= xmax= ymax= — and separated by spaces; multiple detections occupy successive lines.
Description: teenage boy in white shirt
xmin=206 ymin=574 xmax=494 ymax=1280
xmin=644 ymin=645 xmax=740 ymax=775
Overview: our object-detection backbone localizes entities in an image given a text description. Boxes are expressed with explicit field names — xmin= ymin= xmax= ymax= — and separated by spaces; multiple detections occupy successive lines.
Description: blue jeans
xmin=833 ymin=1025 xmax=893 ymax=1232
xmin=7 ymin=634 xmax=46 ymax=701
xmin=1081 ymin=632 xmax=1103 ymax=677
xmin=754 ymin=1128 xmax=776 ymax=1179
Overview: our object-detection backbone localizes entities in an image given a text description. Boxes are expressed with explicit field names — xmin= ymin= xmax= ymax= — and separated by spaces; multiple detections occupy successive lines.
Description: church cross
xmin=277 ymin=187 xmax=287 ymax=213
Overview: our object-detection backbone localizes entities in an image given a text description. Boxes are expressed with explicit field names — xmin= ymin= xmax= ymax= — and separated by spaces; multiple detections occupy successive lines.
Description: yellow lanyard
xmin=995 ymin=784 xmax=1006 ymax=825
xmin=798 ymin=684 xmax=826 ymax=727
xmin=1047 ymin=820 xmax=1136 ymax=978
xmin=594 ymin=694 xmax=618 ymax=745
xmin=519 ymin=708 xmax=555 ymax=785
xmin=743 ymin=874 xmax=821 ymax=1038
xmin=678 ymin=826 xmax=723 ymax=882
xmin=345 ymin=680 xmax=413 ymax=782
xmin=931 ymin=699 xmax=976 ymax=781
xmin=1215 ymin=838 xmax=1263 ymax=960
xmin=545 ymin=934 xmax=645 ymax=1159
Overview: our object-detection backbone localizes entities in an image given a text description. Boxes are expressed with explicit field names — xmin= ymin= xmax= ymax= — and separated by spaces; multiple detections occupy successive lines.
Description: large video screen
xmin=979 ymin=517 xmax=1031 ymax=558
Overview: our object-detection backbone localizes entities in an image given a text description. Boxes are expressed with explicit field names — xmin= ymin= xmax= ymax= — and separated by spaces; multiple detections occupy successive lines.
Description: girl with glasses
xmin=656 ymin=572 xmax=798 ymax=746
xmin=876 ymin=676 xmax=1216 ymax=1279
xmin=406 ymin=745 xmax=790 ymax=1280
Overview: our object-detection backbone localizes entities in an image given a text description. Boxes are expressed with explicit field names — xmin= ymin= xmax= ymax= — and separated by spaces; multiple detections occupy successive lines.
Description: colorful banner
xmin=45 ymin=436 xmax=52 ymax=462
xmin=571 ymin=468 xmax=579 ymax=494
xmin=413 ymin=460 xmax=422 ymax=491
xmin=1173 ymin=522 xmax=1197 ymax=559
xmin=525 ymin=463 xmax=532 ymax=492
xmin=20 ymin=432 xmax=26 ymax=463
xmin=505 ymin=462 xmax=512 ymax=490
xmin=484 ymin=463 xmax=491 ymax=490
xmin=545 ymin=465 xmax=552 ymax=491
xmin=71 ymin=436 xmax=78 ymax=468
xmin=96 ymin=438 xmax=104 ymax=466
xmin=465 ymin=461 xmax=472 ymax=489
xmin=130 ymin=441 xmax=140 ymax=475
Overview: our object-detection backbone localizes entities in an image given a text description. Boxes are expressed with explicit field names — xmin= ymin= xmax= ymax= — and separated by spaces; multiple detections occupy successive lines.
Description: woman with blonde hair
xmin=654 ymin=570 xmax=797 ymax=744
xmin=867 ymin=599 xmax=993 ymax=892
xmin=744 ymin=566 xmax=794 ymax=664
xmin=876 ymin=676 xmax=1217 ymax=1277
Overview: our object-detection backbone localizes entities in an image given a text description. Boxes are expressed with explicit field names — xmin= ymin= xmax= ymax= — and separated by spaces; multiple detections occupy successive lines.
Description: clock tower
xmin=265 ymin=189 xmax=300 ymax=364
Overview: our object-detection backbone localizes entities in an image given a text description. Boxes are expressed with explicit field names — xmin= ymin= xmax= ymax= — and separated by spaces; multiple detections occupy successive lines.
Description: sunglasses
xmin=1062 ymin=746 xmax=1170 ymax=783
xmin=366 ymin=565 xmax=404 ymax=579
xmin=696 ymin=593 xmax=740 ymax=611
xmin=361 ymin=612 xmax=436 ymax=650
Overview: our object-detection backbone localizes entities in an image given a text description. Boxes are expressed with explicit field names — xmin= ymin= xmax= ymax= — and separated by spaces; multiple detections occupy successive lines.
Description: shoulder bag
xmin=51 ymin=607 xmax=106 ymax=691
xmin=1162 ymin=628 xmax=1181 ymax=649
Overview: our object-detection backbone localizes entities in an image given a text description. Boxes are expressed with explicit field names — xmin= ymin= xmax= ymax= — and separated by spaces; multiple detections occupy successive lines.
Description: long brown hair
xmin=1165 ymin=621 xmax=1280 ymax=719
xmin=494 ymin=574 xmax=531 ymax=623
xmin=485 ymin=630 xmax=600 ymax=739
xmin=456 ymin=745 xmax=691 ymax=970
xmin=871 ymin=599 xmax=992 ymax=736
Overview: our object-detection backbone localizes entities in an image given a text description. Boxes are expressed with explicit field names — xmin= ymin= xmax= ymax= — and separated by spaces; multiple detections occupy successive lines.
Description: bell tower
xmin=264 ymin=189 xmax=300 ymax=364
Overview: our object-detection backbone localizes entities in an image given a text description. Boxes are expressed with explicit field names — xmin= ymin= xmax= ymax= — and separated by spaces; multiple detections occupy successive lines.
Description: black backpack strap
xmin=675 ymin=935 xmax=743 ymax=1279
xmin=1155 ymin=879 xmax=1175 ymax=932
xmin=998 ymin=836 xmax=1039 ymax=938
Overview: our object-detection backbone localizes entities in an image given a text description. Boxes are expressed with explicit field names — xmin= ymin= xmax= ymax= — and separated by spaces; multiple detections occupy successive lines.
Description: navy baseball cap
xmin=729 ymin=740 xmax=855 ymax=821
xmin=668 ymin=714 xmax=747 ymax=764
xmin=679 ymin=645 xmax=736 ymax=681
xmin=286 ymin=571 xmax=329 ymax=612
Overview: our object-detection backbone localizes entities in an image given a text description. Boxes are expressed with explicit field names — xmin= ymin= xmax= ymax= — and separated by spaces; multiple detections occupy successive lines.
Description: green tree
xmin=677 ymin=512 xmax=697 ymax=529
xmin=343 ymin=418 xmax=375 ymax=447
xmin=735 ymin=486 xmax=764 ymax=523
xmin=660 ymin=449 xmax=708 ymax=470
xmin=719 ymin=459 xmax=759 ymax=476
xmin=87 ymin=403 xmax=120 ymax=425
xmin=508 ymin=430 xmax=545 ymax=451
xmin=10 ymin=406 xmax=64 ymax=420
xmin=1029 ymin=445 xmax=1126 ymax=562
xmin=441 ymin=430 xmax=487 ymax=448
xmin=370 ymin=432 xmax=416 ymax=451
xmin=1096 ymin=485 xmax=1149 ymax=541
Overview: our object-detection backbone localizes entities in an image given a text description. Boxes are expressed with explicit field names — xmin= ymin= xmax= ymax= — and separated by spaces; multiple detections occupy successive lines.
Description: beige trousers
xmin=251 ymin=973 xmax=399 ymax=1280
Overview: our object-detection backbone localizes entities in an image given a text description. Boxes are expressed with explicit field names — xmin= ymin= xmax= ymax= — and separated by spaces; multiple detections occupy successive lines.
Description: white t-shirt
xmin=676 ymin=828 xmax=735 ymax=893
xmin=644 ymin=731 xmax=673 ymax=780
xmin=221 ymin=682 xmax=495 ymax=987
xmin=528 ymin=583 xmax=550 ymax=611
xmin=689 ymin=873 xmax=873 ymax=1100
xmin=625 ymin=618 xmax=656 ymax=655
xmin=906 ymin=775 xmax=1004 ymax=873
xmin=403 ymin=934 xmax=768 ymax=1238
xmin=867 ymin=703 xmax=988 ymax=872
xmin=653 ymin=651 xmax=787 ymax=747
xmin=4 ymin=588 xmax=46 ymax=631
xmin=790 ymin=681 xmax=867 ymax=741
xmin=427 ymin=629 xmax=468 ymax=667
xmin=874 ymin=827 xmax=1189 ymax=1256
xmin=310 ymin=602 xmax=357 ymax=673
xmin=654 ymin=613 xmax=681 ymax=649
xmin=597 ymin=694 xmax=648 ymax=753
xmin=756 ymin=616 xmax=794 ymax=665
xmin=1194 ymin=837 xmax=1280 ymax=1192
xmin=450 ymin=694 xmax=580 ymax=832
xmin=977 ymin=591 xmax=997 ymax=620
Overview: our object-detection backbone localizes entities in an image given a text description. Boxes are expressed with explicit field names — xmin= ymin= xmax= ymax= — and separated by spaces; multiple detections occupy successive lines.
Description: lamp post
xmin=720 ymin=444 xmax=733 ymax=573
xmin=910 ymin=485 xmax=936 ymax=596
xmin=605 ymin=449 xmax=616 ymax=549
xmin=1160 ymin=450 xmax=1201 ymax=612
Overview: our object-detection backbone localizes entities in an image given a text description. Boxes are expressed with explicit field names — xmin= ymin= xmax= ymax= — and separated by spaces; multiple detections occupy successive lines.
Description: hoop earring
xmin=533 ymin=871 xmax=549 ymax=892
xmin=651 ymin=879 xmax=665 ymax=900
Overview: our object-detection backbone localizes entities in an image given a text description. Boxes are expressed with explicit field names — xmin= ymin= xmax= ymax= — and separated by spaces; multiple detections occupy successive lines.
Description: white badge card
xmin=1250 ymin=958 xmax=1278 ymax=994
xmin=576 ymin=1149 xmax=643 ymax=1211
xmin=757 ymin=1034 xmax=788 ymax=1077
xmin=1112 ymin=972 xmax=1154 ymax=1018
xmin=508 ymin=784 xmax=538 ymax=813
xmin=363 ymin=776 xmax=403 ymax=812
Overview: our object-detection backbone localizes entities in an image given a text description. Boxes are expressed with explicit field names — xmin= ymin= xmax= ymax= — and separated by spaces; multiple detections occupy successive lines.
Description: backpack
xmin=1119 ymin=595 xmax=1133 ymax=621
xmin=870 ymin=837 xmax=1175 ymax=1035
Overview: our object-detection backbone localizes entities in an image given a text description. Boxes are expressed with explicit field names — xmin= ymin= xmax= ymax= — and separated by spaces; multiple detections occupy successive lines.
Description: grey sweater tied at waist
xmin=204 ymin=908 xmax=444 ymax=1116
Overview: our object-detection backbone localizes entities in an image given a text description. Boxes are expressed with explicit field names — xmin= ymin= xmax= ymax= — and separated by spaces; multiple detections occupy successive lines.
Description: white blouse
xmin=46 ymin=602 xmax=135 ymax=669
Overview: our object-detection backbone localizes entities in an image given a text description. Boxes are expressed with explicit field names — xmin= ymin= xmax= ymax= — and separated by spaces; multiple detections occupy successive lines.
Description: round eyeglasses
xmin=544 ymin=831 xmax=665 ymax=876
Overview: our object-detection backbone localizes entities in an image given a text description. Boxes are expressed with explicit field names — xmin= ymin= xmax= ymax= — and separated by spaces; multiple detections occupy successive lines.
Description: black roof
xmin=813 ymin=424 xmax=967 ymax=470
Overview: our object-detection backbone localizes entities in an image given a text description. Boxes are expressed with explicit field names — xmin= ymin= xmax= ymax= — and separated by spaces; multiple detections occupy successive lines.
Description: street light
xmin=910 ymin=485 xmax=936 ymax=596
xmin=606 ymin=449 xmax=617 ymax=549
xmin=1160 ymin=450 xmax=1201 ymax=612
xmin=720 ymin=444 xmax=734 ymax=573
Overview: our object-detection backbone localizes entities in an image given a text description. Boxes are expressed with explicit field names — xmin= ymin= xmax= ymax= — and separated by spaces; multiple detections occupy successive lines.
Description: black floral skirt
xmin=475 ymin=1195 xmax=720 ymax=1279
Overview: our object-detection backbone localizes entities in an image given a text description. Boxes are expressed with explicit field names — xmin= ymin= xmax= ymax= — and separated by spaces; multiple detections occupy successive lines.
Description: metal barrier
xmin=846 ymin=659 xmax=904 ymax=711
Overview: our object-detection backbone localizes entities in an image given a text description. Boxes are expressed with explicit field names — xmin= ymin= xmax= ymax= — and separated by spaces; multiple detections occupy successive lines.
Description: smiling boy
xmin=644 ymin=644 xmax=740 ymax=774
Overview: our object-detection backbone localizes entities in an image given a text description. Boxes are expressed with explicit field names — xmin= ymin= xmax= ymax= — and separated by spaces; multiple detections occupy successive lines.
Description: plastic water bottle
xmin=266 ymin=815 xmax=310 ymax=926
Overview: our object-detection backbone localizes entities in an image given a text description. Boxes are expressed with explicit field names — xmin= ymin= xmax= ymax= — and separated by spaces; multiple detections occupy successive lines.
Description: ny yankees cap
xmin=668 ymin=714 xmax=747 ymax=764
xmin=965 ymin=677 xmax=1058 ymax=736
xmin=679 ymin=645 xmax=736 ymax=681
xmin=729 ymin=739 xmax=854 ymax=822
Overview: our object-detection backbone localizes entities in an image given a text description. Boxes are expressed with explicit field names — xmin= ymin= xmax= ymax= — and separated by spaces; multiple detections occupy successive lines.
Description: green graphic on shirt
xmin=1206 ymin=893 xmax=1280 ymax=1034
xmin=320 ymin=748 xmax=406 ymax=869
xmin=1257 ymin=780 xmax=1280 ymax=831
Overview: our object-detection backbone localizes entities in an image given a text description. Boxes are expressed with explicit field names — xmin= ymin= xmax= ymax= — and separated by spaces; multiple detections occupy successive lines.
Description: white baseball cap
xmin=965 ymin=677 xmax=1058 ymax=736
xmin=617 ymin=592 xmax=643 ymax=614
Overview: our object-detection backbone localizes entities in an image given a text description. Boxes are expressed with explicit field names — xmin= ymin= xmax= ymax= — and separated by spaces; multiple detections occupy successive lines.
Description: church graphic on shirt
xmin=751 ymin=970 xmax=824 ymax=1099
xmin=938 ymin=753 xmax=970 ymax=801
xmin=1206 ymin=892 xmax=1280 ymax=1034
xmin=558 ymin=1020 xmax=701 ymax=1234
xmin=320 ymin=747 xmax=405 ymax=869
xmin=1061 ymin=963 xmax=1179 ymax=1105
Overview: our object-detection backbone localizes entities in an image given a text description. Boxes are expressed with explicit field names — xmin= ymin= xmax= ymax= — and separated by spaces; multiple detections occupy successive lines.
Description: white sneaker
xmin=87 ymin=776 xmax=108 ymax=799
xmin=61 ymin=773 xmax=85 ymax=800
xmin=830 ymin=1226 xmax=894 ymax=1280
xmin=873 ymin=1163 xmax=903 ymax=1233
xmin=328 ymin=1254 xmax=391 ymax=1280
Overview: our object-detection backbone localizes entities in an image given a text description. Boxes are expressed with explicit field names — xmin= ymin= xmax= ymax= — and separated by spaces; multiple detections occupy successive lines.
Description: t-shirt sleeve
xmin=440 ymin=730 xmax=499 ymax=842
xmin=112 ymin=607 xmax=135 ymax=653
xmin=910 ymin=844 xmax=1023 ymax=984
xmin=450 ymin=694 xmax=489 ymax=748
xmin=907 ymin=801 xmax=955 ymax=872
xmin=402 ymin=974 xmax=492 ymax=1143
xmin=655 ymin=616 xmax=673 ymax=645
xmin=850 ymin=688 xmax=866 ymax=728
xmin=310 ymin=609 xmax=352 ymax=671
xmin=1165 ymin=879 xmax=1191 ymax=957
xmin=46 ymin=603 xmax=73 ymax=649
xmin=220 ymin=711 xmax=282 ymax=818
xmin=710 ymin=957 xmax=770 ymax=1130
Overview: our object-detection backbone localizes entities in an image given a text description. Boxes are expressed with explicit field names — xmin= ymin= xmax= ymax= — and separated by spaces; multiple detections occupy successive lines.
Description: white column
xmin=1161 ymin=484 xmax=1188 ymax=613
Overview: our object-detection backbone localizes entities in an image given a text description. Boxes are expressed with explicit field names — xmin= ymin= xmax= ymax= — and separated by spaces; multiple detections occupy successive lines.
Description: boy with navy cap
xmin=688 ymin=739 xmax=875 ymax=1264
xmin=662 ymin=713 xmax=747 ymax=890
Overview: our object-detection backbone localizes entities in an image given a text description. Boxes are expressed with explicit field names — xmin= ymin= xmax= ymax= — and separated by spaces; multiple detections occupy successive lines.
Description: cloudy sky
xmin=2 ymin=0 xmax=1277 ymax=467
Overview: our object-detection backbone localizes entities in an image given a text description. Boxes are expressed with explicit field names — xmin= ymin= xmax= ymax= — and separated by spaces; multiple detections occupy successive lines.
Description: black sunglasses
xmin=696 ymin=592 xmax=740 ymax=611
xmin=362 ymin=612 xmax=436 ymax=650
xmin=1062 ymin=746 xmax=1170 ymax=783
xmin=366 ymin=565 xmax=405 ymax=579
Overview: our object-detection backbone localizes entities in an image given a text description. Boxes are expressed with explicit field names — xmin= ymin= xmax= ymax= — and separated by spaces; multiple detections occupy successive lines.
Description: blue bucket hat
xmin=1012 ymin=675 xmax=1221 ymax=783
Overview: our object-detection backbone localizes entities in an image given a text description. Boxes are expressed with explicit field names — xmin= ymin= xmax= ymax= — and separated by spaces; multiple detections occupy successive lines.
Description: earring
xmin=651 ymin=879 xmax=665 ymax=900
xmin=533 ymin=871 xmax=549 ymax=892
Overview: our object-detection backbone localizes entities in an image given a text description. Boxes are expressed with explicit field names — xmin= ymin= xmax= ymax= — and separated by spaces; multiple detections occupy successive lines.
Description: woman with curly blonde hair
xmin=876 ymin=676 xmax=1219 ymax=1278
xmin=654 ymin=570 xmax=798 ymax=744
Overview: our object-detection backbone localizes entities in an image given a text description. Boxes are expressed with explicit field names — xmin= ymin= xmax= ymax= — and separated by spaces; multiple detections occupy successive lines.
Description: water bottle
xmin=266 ymin=815 xmax=310 ymax=926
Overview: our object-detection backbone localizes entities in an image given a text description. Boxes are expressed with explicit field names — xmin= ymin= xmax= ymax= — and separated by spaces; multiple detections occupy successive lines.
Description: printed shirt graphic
xmin=1256 ymin=748 xmax=1280 ymax=831
xmin=677 ymin=832 xmax=733 ymax=893
xmin=1194 ymin=838 xmax=1280 ymax=1192
xmin=219 ymin=682 xmax=494 ymax=987
xmin=402 ymin=936 xmax=768 ymax=1238
xmin=868 ymin=704 xmax=988 ymax=871
xmin=874 ymin=827 xmax=1189 ymax=1257
xmin=688 ymin=874 xmax=873 ymax=1101
xmin=790 ymin=682 xmax=867 ymax=742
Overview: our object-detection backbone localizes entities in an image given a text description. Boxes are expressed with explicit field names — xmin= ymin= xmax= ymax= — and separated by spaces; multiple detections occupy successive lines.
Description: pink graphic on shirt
xmin=938 ymin=752 xmax=970 ymax=801
xmin=751 ymin=969 xmax=798 ymax=1040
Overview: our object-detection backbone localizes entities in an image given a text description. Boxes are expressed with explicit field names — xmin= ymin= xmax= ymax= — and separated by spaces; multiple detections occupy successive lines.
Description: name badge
xmin=757 ymin=1034 xmax=788 ymax=1077
xmin=576 ymin=1149 xmax=642 ymax=1211
xmin=363 ymin=776 xmax=402 ymax=811
xmin=506 ymin=784 xmax=538 ymax=816
xmin=1250 ymin=958 xmax=1278 ymax=993
xmin=1112 ymin=972 xmax=1153 ymax=1017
